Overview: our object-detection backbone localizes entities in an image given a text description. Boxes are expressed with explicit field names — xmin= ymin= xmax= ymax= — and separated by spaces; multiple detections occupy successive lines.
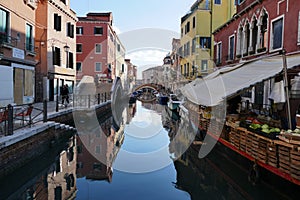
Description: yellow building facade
xmin=180 ymin=0 xmax=236 ymax=80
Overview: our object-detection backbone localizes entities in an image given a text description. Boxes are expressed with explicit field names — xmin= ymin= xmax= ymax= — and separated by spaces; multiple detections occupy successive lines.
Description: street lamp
xmin=64 ymin=44 xmax=70 ymax=68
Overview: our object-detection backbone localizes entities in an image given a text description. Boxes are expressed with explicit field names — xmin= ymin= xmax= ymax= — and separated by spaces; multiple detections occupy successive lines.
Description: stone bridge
xmin=133 ymin=83 xmax=160 ymax=92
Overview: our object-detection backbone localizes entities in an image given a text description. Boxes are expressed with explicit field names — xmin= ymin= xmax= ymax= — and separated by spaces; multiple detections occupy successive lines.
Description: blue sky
xmin=71 ymin=0 xmax=195 ymax=33
xmin=70 ymin=0 xmax=196 ymax=78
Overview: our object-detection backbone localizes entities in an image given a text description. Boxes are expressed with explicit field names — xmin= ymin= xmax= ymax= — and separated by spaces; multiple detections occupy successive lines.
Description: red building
xmin=76 ymin=12 xmax=116 ymax=83
xmin=213 ymin=0 xmax=300 ymax=66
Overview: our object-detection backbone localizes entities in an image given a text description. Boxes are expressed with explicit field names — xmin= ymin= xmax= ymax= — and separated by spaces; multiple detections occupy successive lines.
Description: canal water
xmin=1 ymin=100 xmax=300 ymax=200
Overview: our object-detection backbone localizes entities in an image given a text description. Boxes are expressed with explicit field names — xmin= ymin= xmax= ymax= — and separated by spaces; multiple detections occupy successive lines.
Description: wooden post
xmin=282 ymin=49 xmax=292 ymax=130
xmin=43 ymin=100 xmax=47 ymax=123
xmin=7 ymin=104 xmax=13 ymax=135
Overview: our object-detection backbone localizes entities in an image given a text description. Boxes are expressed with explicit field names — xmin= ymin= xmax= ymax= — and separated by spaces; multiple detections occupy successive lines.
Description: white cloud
xmin=113 ymin=25 xmax=121 ymax=35
xmin=126 ymin=49 xmax=169 ymax=79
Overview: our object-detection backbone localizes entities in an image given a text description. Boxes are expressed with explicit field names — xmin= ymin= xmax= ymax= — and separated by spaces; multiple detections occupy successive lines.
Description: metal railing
xmin=0 ymin=92 xmax=111 ymax=137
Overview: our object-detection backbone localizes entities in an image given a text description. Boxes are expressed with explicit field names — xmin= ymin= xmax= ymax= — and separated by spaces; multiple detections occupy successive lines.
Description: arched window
xmin=250 ymin=16 xmax=258 ymax=54
xmin=243 ymin=21 xmax=250 ymax=56
xmin=258 ymin=9 xmax=268 ymax=51
xmin=236 ymin=25 xmax=243 ymax=57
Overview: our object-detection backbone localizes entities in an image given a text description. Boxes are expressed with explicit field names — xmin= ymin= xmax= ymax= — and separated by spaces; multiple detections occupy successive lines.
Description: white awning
xmin=181 ymin=53 xmax=300 ymax=106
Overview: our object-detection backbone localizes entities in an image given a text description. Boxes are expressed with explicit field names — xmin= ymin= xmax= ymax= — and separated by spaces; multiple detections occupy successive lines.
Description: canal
xmin=1 ymin=100 xmax=300 ymax=199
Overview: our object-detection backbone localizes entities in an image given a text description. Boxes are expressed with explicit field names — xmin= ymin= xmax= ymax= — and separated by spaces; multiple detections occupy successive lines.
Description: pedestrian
xmin=61 ymin=84 xmax=70 ymax=107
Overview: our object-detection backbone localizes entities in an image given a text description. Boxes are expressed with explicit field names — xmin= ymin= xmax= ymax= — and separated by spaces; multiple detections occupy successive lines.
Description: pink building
xmin=76 ymin=12 xmax=116 ymax=83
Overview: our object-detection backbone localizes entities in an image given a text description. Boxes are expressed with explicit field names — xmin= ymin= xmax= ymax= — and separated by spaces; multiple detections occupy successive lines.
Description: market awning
xmin=181 ymin=53 xmax=300 ymax=106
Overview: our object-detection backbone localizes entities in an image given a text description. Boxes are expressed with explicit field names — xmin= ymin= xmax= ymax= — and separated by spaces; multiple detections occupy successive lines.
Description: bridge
xmin=133 ymin=83 xmax=163 ymax=102
xmin=133 ymin=83 xmax=161 ymax=92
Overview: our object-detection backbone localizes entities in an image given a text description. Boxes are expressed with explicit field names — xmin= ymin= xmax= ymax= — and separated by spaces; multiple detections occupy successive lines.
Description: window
xmin=26 ymin=23 xmax=33 ymax=52
xmin=236 ymin=26 xmax=243 ymax=56
xmin=122 ymin=64 xmax=124 ymax=73
xmin=228 ymin=35 xmax=234 ymax=60
xmin=54 ymin=13 xmax=61 ymax=31
xmin=76 ymin=62 xmax=82 ymax=72
xmin=258 ymin=11 xmax=268 ymax=50
xmin=76 ymin=27 xmax=83 ymax=35
xmin=54 ymin=186 xmax=62 ymax=200
xmin=117 ymin=44 xmax=121 ymax=52
xmin=95 ymin=44 xmax=102 ymax=53
xmin=95 ymin=62 xmax=102 ymax=72
xmin=271 ymin=17 xmax=283 ymax=50
xmin=68 ymin=52 xmax=73 ymax=69
xmin=93 ymin=163 xmax=102 ymax=171
xmin=60 ymin=0 xmax=66 ymax=4
xmin=94 ymin=27 xmax=103 ymax=35
xmin=95 ymin=145 xmax=101 ymax=154
xmin=186 ymin=22 xmax=190 ymax=33
xmin=193 ymin=17 xmax=196 ymax=28
xmin=216 ymin=42 xmax=222 ymax=64
xmin=235 ymin=0 xmax=245 ymax=5
xmin=192 ymin=38 xmax=196 ymax=53
xmin=0 ymin=8 xmax=8 ymax=37
xmin=243 ymin=22 xmax=250 ymax=55
xmin=215 ymin=0 xmax=221 ymax=4
xmin=66 ymin=22 xmax=74 ymax=38
xmin=200 ymin=37 xmax=211 ymax=49
xmin=201 ymin=60 xmax=208 ymax=72
xmin=53 ymin=47 xmax=61 ymax=66
xmin=251 ymin=18 xmax=258 ymax=53
xmin=76 ymin=44 xmax=82 ymax=53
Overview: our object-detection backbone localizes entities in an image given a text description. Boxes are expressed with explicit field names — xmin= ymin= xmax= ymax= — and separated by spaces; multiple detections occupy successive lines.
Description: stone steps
xmin=53 ymin=122 xmax=77 ymax=131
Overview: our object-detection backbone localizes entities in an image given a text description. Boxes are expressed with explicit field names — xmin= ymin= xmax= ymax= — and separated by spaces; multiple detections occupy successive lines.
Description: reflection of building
xmin=35 ymin=0 xmax=77 ymax=102
xmin=47 ymin=136 xmax=77 ymax=200
xmin=125 ymin=59 xmax=137 ymax=92
xmin=0 ymin=0 xmax=37 ymax=106
xmin=76 ymin=115 xmax=124 ymax=182
xmin=76 ymin=116 xmax=113 ymax=181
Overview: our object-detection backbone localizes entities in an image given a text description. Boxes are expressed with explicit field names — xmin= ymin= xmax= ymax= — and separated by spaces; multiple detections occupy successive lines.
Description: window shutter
xmin=69 ymin=52 xmax=74 ymax=69
xmin=67 ymin=22 xmax=70 ymax=36
xmin=71 ymin=24 xmax=74 ymax=38
xmin=54 ymin=14 xmax=58 ymax=30
xmin=58 ymin=16 xmax=61 ymax=31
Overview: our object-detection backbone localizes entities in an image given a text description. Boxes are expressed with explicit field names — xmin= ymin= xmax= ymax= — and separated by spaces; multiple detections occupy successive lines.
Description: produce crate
xmin=290 ymin=149 xmax=300 ymax=180
xmin=277 ymin=143 xmax=292 ymax=174
xmin=239 ymin=129 xmax=247 ymax=152
xmin=267 ymin=143 xmax=278 ymax=168
xmin=229 ymin=129 xmax=240 ymax=149
xmin=256 ymin=138 xmax=268 ymax=163
xmin=246 ymin=132 xmax=255 ymax=156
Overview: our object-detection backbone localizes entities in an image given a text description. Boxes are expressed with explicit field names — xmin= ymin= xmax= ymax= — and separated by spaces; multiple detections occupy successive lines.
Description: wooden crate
xmin=256 ymin=138 xmax=268 ymax=163
xmin=229 ymin=129 xmax=240 ymax=149
xmin=278 ymin=145 xmax=291 ymax=174
xmin=267 ymin=143 xmax=278 ymax=168
xmin=290 ymin=150 xmax=300 ymax=180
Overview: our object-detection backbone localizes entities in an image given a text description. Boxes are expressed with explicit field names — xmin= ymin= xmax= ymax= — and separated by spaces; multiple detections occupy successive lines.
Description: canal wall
xmin=0 ymin=101 xmax=111 ymax=179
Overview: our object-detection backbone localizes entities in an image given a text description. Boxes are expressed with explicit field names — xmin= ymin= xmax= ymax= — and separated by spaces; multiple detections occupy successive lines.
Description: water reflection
xmin=2 ymin=100 xmax=300 ymax=199
xmin=0 ymin=135 xmax=77 ymax=200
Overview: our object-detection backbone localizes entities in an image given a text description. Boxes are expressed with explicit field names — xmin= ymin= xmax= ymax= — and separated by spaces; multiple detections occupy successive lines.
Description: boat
xmin=128 ymin=94 xmax=137 ymax=104
xmin=156 ymin=93 xmax=169 ymax=105
xmin=167 ymin=94 xmax=183 ymax=111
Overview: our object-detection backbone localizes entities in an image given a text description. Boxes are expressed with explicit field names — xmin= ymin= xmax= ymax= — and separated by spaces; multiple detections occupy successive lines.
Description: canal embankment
xmin=0 ymin=100 xmax=111 ymax=179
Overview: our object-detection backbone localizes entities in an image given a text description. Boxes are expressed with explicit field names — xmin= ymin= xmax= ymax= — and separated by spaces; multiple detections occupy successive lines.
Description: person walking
xmin=61 ymin=84 xmax=70 ymax=107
